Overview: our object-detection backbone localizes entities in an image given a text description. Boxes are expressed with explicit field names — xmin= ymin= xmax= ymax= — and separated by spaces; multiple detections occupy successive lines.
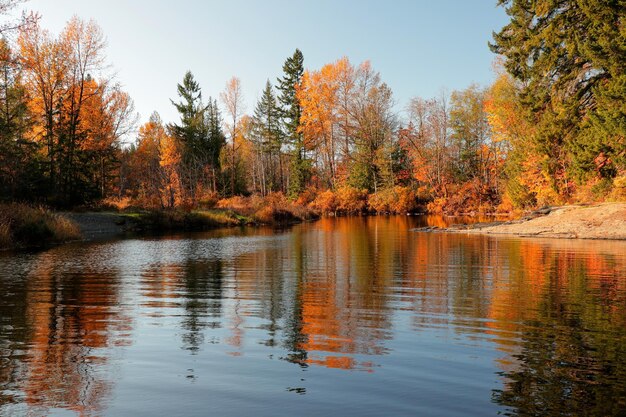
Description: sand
xmin=458 ymin=203 xmax=626 ymax=240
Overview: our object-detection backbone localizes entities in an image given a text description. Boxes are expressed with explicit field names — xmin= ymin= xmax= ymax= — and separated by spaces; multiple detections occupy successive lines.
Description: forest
xmin=0 ymin=0 xmax=624 ymax=219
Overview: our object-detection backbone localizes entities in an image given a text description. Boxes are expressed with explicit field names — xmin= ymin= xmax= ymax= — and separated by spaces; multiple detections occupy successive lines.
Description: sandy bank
xmin=440 ymin=203 xmax=626 ymax=240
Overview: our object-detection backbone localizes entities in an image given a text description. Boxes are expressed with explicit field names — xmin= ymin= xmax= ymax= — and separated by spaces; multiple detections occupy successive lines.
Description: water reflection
xmin=0 ymin=216 xmax=625 ymax=416
xmin=0 ymin=246 xmax=132 ymax=416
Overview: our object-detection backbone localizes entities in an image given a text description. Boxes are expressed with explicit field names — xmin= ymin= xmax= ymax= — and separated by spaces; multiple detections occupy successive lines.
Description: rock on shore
xmin=415 ymin=203 xmax=626 ymax=240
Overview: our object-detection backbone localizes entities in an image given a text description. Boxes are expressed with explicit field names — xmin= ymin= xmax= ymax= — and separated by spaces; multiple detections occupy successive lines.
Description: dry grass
xmin=134 ymin=208 xmax=246 ymax=232
xmin=99 ymin=196 xmax=134 ymax=211
xmin=0 ymin=203 xmax=81 ymax=250
xmin=217 ymin=192 xmax=319 ymax=224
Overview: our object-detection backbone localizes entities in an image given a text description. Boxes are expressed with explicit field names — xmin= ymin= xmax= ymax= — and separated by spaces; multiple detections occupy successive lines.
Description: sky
xmin=15 ymin=0 xmax=510 ymax=130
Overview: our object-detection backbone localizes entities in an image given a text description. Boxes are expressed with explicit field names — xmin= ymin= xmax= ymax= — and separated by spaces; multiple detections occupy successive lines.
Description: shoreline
xmin=413 ymin=203 xmax=626 ymax=240
xmin=4 ymin=202 xmax=626 ymax=251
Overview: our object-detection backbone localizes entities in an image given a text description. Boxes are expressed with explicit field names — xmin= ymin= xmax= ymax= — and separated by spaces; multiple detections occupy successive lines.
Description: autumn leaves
xmin=1 ymin=16 xmax=135 ymax=206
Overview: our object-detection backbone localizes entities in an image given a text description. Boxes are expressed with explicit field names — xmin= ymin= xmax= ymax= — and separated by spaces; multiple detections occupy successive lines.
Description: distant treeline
xmin=0 ymin=0 xmax=624 ymax=213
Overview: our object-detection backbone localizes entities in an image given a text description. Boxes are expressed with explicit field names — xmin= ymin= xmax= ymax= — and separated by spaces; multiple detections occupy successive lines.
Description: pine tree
xmin=170 ymin=71 xmax=204 ymax=156
xmin=205 ymin=98 xmax=225 ymax=173
xmin=170 ymin=71 xmax=225 ymax=198
xmin=491 ymin=0 xmax=626 ymax=198
xmin=277 ymin=49 xmax=309 ymax=197
xmin=253 ymin=80 xmax=283 ymax=194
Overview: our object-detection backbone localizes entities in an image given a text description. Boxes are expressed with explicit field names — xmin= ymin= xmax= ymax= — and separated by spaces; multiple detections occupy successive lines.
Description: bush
xmin=99 ymin=196 xmax=134 ymax=211
xmin=439 ymin=180 xmax=501 ymax=215
xmin=0 ymin=204 xmax=81 ymax=249
xmin=218 ymin=192 xmax=318 ymax=224
xmin=610 ymin=175 xmax=626 ymax=201
xmin=309 ymin=190 xmax=339 ymax=215
xmin=138 ymin=208 xmax=243 ymax=231
xmin=197 ymin=190 xmax=220 ymax=209
xmin=336 ymin=186 xmax=368 ymax=213
xmin=368 ymin=186 xmax=419 ymax=214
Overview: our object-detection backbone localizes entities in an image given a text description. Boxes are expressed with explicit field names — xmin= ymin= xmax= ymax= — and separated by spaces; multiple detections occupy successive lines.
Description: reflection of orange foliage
xmin=486 ymin=239 xmax=626 ymax=365
xmin=293 ymin=216 xmax=400 ymax=370
xmin=305 ymin=355 xmax=374 ymax=372
xmin=21 ymin=254 xmax=130 ymax=417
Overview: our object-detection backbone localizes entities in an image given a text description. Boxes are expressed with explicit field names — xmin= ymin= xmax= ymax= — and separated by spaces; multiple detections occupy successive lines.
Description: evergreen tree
xmin=491 ymin=0 xmax=626 ymax=197
xmin=170 ymin=71 xmax=205 ymax=157
xmin=277 ymin=49 xmax=309 ymax=197
xmin=205 ymin=98 xmax=226 ymax=172
xmin=253 ymin=80 xmax=283 ymax=194
xmin=170 ymin=71 xmax=225 ymax=198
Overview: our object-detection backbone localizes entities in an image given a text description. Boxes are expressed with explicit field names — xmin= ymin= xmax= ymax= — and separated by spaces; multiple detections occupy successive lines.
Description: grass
xmin=216 ymin=193 xmax=319 ymax=225
xmin=122 ymin=194 xmax=319 ymax=233
xmin=0 ymin=203 xmax=81 ymax=250
xmin=128 ymin=208 xmax=252 ymax=232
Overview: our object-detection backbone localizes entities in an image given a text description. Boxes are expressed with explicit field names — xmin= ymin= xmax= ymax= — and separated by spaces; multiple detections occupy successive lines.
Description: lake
xmin=1 ymin=216 xmax=625 ymax=416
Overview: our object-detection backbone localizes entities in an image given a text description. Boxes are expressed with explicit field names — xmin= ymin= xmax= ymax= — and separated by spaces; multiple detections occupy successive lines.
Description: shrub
xmin=0 ymin=204 xmax=81 ymax=249
xmin=368 ymin=186 xmax=419 ymax=214
xmin=440 ymin=180 xmax=501 ymax=215
xmin=368 ymin=188 xmax=393 ymax=213
xmin=218 ymin=192 xmax=318 ymax=224
xmin=610 ymin=175 xmax=626 ymax=201
xmin=336 ymin=186 xmax=368 ymax=214
xmin=197 ymin=190 xmax=220 ymax=209
xmin=309 ymin=190 xmax=339 ymax=215
xmin=390 ymin=186 xmax=419 ymax=213
xmin=99 ymin=196 xmax=134 ymax=211
xmin=295 ymin=187 xmax=317 ymax=206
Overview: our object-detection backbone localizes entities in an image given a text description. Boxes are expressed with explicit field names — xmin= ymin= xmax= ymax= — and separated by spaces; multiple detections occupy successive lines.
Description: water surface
xmin=1 ymin=216 xmax=625 ymax=416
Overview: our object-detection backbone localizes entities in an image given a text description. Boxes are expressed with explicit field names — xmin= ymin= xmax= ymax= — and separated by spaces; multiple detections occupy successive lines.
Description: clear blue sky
xmin=17 ymin=0 xmax=509 ymax=128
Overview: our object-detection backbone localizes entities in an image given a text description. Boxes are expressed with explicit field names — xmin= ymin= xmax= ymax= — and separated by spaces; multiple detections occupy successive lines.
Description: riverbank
xmin=0 ymin=204 xmax=82 ymax=250
xmin=417 ymin=203 xmax=626 ymax=240
xmin=61 ymin=210 xmax=250 ymax=242
xmin=0 ymin=201 xmax=316 ymax=250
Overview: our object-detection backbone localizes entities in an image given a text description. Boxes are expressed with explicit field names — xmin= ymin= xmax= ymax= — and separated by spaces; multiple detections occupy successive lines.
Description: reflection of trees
xmin=180 ymin=260 xmax=224 ymax=354
xmin=0 ymin=257 xmax=30 ymax=408
xmin=396 ymin=231 xmax=626 ymax=415
xmin=281 ymin=228 xmax=308 ymax=366
xmin=0 ymin=246 xmax=131 ymax=416
xmin=3 ymin=214 xmax=625 ymax=415
xmin=291 ymin=217 xmax=394 ymax=370
xmin=487 ymin=240 xmax=626 ymax=416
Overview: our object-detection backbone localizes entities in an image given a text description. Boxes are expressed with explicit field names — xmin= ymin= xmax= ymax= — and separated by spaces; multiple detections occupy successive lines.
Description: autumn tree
xmin=348 ymin=62 xmax=397 ymax=192
xmin=119 ymin=112 xmax=165 ymax=207
xmin=159 ymin=128 xmax=182 ymax=208
xmin=484 ymin=71 xmax=539 ymax=208
xmin=18 ymin=20 xmax=68 ymax=200
xmin=220 ymin=76 xmax=245 ymax=196
xmin=0 ymin=37 xmax=35 ymax=200
xmin=80 ymin=78 xmax=136 ymax=199
xmin=297 ymin=60 xmax=340 ymax=187
xmin=17 ymin=16 xmax=135 ymax=206
xmin=403 ymin=93 xmax=452 ymax=199
xmin=0 ymin=0 xmax=37 ymax=36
